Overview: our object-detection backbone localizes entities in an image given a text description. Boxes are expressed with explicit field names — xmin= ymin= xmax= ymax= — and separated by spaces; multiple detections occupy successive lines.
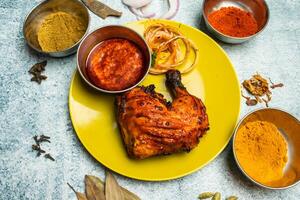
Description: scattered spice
xmin=34 ymin=134 xmax=51 ymax=144
xmin=255 ymin=95 xmax=263 ymax=103
xmin=212 ymin=192 xmax=221 ymax=200
xmin=208 ymin=7 xmax=258 ymax=37
xmin=31 ymin=135 xmax=55 ymax=161
xmin=29 ymin=60 xmax=47 ymax=84
xmin=199 ymin=192 xmax=214 ymax=199
xmin=242 ymin=73 xmax=284 ymax=107
xmin=31 ymin=144 xmax=45 ymax=156
xmin=37 ymin=11 xmax=86 ymax=52
xmin=69 ymin=172 xmax=140 ymax=200
xmin=226 ymin=196 xmax=238 ymax=200
xmin=44 ymin=153 xmax=55 ymax=161
xmin=241 ymin=92 xmax=258 ymax=106
xmin=235 ymin=121 xmax=288 ymax=184
xmin=199 ymin=192 xmax=238 ymax=200
xmin=269 ymin=78 xmax=284 ymax=89
xmin=246 ymin=99 xmax=258 ymax=106
xmin=243 ymin=74 xmax=269 ymax=96
xmin=270 ymin=83 xmax=284 ymax=89
xmin=262 ymin=98 xmax=269 ymax=107
xmin=241 ymin=91 xmax=258 ymax=106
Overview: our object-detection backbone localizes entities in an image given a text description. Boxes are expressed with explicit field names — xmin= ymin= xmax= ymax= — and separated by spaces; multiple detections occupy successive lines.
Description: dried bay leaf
xmin=76 ymin=192 xmax=88 ymax=200
xmin=105 ymin=171 xmax=125 ymax=200
xmin=68 ymin=183 xmax=88 ymax=200
xmin=122 ymin=187 xmax=141 ymax=200
xmin=84 ymin=174 xmax=140 ymax=200
xmin=85 ymin=175 xmax=105 ymax=200
xmin=71 ymin=173 xmax=140 ymax=200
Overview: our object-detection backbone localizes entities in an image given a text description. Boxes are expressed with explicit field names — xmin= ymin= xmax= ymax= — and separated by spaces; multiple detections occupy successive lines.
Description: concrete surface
xmin=0 ymin=0 xmax=299 ymax=199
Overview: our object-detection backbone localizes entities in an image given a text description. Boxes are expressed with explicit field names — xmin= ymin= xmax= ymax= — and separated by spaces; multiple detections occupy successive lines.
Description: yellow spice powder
xmin=37 ymin=11 xmax=86 ymax=52
xmin=235 ymin=121 xmax=288 ymax=184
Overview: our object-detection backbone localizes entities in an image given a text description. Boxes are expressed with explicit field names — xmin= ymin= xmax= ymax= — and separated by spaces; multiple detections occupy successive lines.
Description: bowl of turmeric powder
xmin=202 ymin=0 xmax=269 ymax=44
xmin=23 ymin=0 xmax=89 ymax=57
xmin=233 ymin=108 xmax=300 ymax=189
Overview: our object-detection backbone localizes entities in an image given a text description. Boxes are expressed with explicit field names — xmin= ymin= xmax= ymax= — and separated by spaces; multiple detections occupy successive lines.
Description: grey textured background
xmin=0 ymin=0 xmax=299 ymax=199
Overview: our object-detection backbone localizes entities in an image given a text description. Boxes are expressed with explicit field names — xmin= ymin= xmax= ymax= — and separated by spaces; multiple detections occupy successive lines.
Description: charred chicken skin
xmin=116 ymin=70 xmax=209 ymax=159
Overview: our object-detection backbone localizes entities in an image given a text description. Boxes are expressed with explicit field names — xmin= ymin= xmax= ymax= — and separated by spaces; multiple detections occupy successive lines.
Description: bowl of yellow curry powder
xmin=233 ymin=108 xmax=300 ymax=189
xmin=23 ymin=0 xmax=89 ymax=57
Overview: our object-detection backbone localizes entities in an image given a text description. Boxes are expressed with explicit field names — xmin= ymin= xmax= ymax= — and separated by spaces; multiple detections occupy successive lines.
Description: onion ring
xmin=144 ymin=24 xmax=198 ymax=75
xmin=122 ymin=0 xmax=153 ymax=8
xmin=129 ymin=7 xmax=155 ymax=19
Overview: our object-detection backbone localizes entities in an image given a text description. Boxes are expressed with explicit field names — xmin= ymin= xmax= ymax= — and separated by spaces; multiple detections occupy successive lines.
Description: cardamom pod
xmin=226 ymin=196 xmax=238 ymax=200
xmin=198 ymin=192 xmax=215 ymax=199
xmin=212 ymin=192 xmax=221 ymax=200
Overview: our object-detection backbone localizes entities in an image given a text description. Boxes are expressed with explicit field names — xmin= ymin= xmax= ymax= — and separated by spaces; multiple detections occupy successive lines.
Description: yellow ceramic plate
xmin=69 ymin=19 xmax=241 ymax=181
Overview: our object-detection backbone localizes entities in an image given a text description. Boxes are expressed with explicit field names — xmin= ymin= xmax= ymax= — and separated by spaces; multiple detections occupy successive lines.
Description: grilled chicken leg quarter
xmin=116 ymin=70 xmax=209 ymax=159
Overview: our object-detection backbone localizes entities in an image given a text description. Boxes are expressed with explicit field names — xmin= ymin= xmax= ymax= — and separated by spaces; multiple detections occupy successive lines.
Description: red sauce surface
xmin=86 ymin=38 xmax=145 ymax=91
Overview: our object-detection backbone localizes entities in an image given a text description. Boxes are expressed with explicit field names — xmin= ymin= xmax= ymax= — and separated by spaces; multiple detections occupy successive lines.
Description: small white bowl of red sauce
xmin=77 ymin=25 xmax=151 ymax=93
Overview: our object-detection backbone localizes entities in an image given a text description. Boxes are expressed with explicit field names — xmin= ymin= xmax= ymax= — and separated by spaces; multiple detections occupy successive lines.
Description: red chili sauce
xmin=86 ymin=38 xmax=145 ymax=91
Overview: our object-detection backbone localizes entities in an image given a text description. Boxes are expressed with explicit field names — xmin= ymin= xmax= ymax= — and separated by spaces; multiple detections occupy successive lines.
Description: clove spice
xmin=28 ymin=61 xmax=47 ymax=84
xmin=31 ymin=134 xmax=55 ymax=161
xmin=269 ymin=78 xmax=284 ymax=89
xmin=44 ymin=153 xmax=55 ymax=161
xmin=241 ymin=92 xmax=257 ymax=106
xmin=32 ymin=144 xmax=46 ymax=157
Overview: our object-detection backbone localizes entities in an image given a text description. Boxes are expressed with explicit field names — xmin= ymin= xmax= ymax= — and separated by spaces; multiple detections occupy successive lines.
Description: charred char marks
xmin=198 ymin=116 xmax=202 ymax=124
xmin=141 ymin=84 xmax=170 ymax=107
xmin=166 ymin=70 xmax=186 ymax=90
xmin=166 ymin=70 xmax=181 ymax=82
xmin=116 ymin=95 xmax=127 ymax=113
xmin=166 ymin=101 xmax=172 ymax=108
xmin=193 ymin=103 xmax=198 ymax=110
xmin=142 ymin=84 xmax=156 ymax=94
xmin=127 ymin=106 xmax=133 ymax=111
xmin=138 ymin=101 xmax=145 ymax=106
xmin=155 ymin=105 xmax=163 ymax=111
